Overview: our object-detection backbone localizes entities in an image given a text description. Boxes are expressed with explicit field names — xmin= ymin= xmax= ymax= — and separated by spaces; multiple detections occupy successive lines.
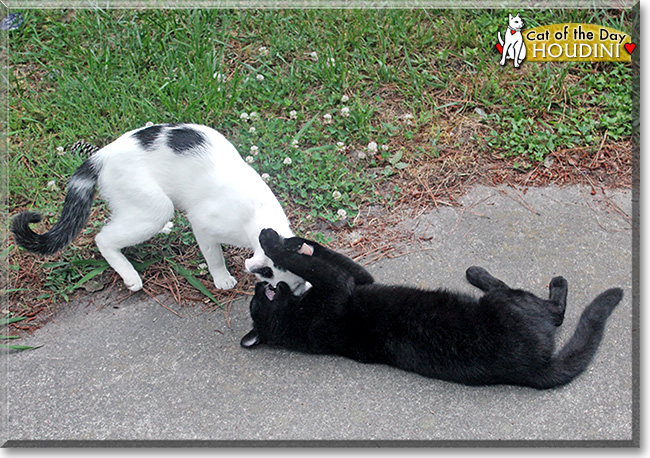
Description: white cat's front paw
xmin=213 ymin=274 xmax=237 ymax=290
xmin=123 ymin=275 xmax=143 ymax=292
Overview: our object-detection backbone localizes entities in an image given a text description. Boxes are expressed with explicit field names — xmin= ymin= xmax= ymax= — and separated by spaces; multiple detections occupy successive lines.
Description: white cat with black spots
xmin=12 ymin=123 xmax=306 ymax=294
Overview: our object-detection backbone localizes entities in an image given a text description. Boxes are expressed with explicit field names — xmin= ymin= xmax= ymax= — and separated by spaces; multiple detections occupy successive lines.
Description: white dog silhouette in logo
xmin=498 ymin=13 xmax=526 ymax=68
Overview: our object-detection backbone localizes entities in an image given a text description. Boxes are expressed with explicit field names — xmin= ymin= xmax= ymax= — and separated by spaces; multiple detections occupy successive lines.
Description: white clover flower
xmin=256 ymin=74 xmax=264 ymax=81
xmin=337 ymin=209 xmax=347 ymax=220
xmin=250 ymin=145 xmax=259 ymax=155
xmin=326 ymin=57 xmax=336 ymax=67
xmin=258 ymin=46 xmax=269 ymax=55
xmin=289 ymin=110 xmax=298 ymax=120
xmin=198 ymin=263 xmax=208 ymax=270
xmin=357 ymin=151 xmax=367 ymax=160
xmin=261 ymin=172 xmax=270 ymax=182
xmin=213 ymin=72 xmax=225 ymax=82
xmin=47 ymin=180 xmax=57 ymax=191
xmin=56 ymin=146 xmax=65 ymax=155
xmin=240 ymin=112 xmax=249 ymax=120
xmin=381 ymin=144 xmax=389 ymax=151
xmin=341 ymin=95 xmax=349 ymax=103
xmin=249 ymin=126 xmax=256 ymax=133
xmin=336 ymin=141 xmax=345 ymax=152
xmin=144 ymin=121 xmax=154 ymax=127
xmin=340 ymin=107 xmax=350 ymax=117
xmin=283 ymin=157 xmax=292 ymax=165
xmin=309 ymin=51 xmax=318 ymax=60
xmin=291 ymin=139 xmax=299 ymax=148
xmin=250 ymin=111 xmax=259 ymax=119
xmin=323 ymin=113 xmax=332 ymax=124
xmin=245 ymin=155 xmax=254 ymax=164
xmin=332 ymin=190 xmax=342 ymax=200
xmin=367 ymin=141 xmax=378 ymax=153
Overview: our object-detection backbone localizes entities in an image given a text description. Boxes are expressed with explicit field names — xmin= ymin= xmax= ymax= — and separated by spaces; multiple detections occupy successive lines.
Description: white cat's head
xmin=245 ymin=254 xmax=310 ymax=295
xmin=508 ymin=13 xmax=525 ymax=31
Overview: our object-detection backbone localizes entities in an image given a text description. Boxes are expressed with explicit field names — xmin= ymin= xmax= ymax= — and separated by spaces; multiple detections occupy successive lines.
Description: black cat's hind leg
xmin=466 ymin=266 xmax=509 ymax=292
xmin=547 ymin=276 xmax=568 ymax=326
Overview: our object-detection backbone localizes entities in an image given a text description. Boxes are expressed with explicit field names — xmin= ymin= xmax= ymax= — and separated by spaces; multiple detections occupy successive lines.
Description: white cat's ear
xmin=515 ymin=13 xmax=520 ymax=18
xmin=509 ymin=13 xmax=513 ymax=20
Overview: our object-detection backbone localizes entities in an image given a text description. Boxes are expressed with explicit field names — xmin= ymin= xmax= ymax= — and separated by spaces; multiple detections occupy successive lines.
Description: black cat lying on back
xmin=241 ymin=228 xmax=623 ymax=389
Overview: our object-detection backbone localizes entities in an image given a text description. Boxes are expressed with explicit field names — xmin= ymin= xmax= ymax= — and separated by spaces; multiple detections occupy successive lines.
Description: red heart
xmin=624 ymin=43 xmax=636 ymax=54
xmin=511 ymin=30 xmax=516 ymax=35
xmin=496 ymin=43 xmax=503 ymax=54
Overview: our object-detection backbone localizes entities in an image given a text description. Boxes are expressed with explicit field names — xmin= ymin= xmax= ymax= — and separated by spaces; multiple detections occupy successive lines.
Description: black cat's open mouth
xmin=264 ymin=283 xmax=276 ymax=301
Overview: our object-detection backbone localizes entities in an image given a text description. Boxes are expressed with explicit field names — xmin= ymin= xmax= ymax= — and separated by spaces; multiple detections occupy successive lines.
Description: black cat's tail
xmin=12 ymin=157 xmax=101 ymax=256
xmin=530 ymin=288 xmax=623 ymax=389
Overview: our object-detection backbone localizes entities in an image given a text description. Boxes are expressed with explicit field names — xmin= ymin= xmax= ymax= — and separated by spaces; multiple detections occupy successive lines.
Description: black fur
xmin=241 ymin=229 xmax=623 ymax=390
xmin=133 ymin=124 xmax=163 ymax=150
xmin=167 ymin=126 xmax=208 ymax=154
xmin=250 ymin=266 xmax=274 ymax=279
xmin=133 ymin=124 xmax=208 ymax=155
xmin=12 ymin=157 xmax=100 ymax=256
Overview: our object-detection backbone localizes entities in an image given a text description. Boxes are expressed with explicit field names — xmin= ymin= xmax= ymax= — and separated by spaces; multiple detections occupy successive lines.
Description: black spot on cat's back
xmin=167 ymin=126 xmax=208 ymax=155
xmin=133 ymin=125 xmax=163 ymax=150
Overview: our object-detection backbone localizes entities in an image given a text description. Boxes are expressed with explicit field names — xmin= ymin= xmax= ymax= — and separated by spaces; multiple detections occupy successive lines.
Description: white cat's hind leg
xmin=95 ymin=196 xmax=175 ymax=292
xmin=96 ymin=226 xmax=145 ymax=291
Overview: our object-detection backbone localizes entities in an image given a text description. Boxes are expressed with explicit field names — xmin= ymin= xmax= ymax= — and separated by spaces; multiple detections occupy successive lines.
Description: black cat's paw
xmin=284 ymin=237 xmax=314 ymax=256
xmin=259 ymin=228 xmax=283 ymax=256
xmin=283 ymin=236 xmax=307 ymax=252
xmin=548 ymin=276 xmax=568 ymax=327
xmin=466 ymin=266 xmax=490 ymax=286
xmin=549 ymin=276 xmax=568 ymax=292
xmin=466 ymin=266 xmax=508 ymax=292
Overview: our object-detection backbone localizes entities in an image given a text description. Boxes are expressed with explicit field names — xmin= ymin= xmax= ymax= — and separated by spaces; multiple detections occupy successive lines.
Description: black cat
xmin=241 ymin=228 xmax=623 ymax=390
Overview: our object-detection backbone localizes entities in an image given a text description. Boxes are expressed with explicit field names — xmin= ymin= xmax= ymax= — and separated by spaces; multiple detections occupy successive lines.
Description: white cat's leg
xmin=96 ymin=195 xmax=174 ymax=292
xmin=96 ymin=224 xmax=144 ymax=291
xmin=191 ymin=226 xmax=236 ymax=290
xmin=96 ymin=217 xmax=172 ymax=291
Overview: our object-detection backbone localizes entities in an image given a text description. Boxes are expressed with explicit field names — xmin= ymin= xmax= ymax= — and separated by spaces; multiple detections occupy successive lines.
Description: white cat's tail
xmin=498 ymin=31 xmax=504 ymax=46
xmin=12 ymin=156 xmax=101 ymax=255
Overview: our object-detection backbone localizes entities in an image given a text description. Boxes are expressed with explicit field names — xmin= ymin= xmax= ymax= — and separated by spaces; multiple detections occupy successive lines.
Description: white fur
xmin=89 ymin=124 xmax=305 ymax=293
xmin=498 ymin=13 xmax=527 ymax=68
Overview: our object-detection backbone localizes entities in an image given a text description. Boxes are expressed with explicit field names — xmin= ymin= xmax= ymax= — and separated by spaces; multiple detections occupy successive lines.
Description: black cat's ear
xmin=240 ymin=329 xmax=261 ymax=348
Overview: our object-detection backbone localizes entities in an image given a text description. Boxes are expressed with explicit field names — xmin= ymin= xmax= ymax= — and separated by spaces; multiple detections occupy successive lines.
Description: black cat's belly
xmin=339 ymin=284 xmax=552 ymax=385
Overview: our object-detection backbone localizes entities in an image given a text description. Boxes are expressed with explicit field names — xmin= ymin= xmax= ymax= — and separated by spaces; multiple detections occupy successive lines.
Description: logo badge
xmin=496 ymin=14 xmax=635 ymax=66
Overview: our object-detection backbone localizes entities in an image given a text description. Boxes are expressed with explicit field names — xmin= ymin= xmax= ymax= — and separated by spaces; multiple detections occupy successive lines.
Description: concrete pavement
xmin=1 ymin=185 xmax=637 ymax=446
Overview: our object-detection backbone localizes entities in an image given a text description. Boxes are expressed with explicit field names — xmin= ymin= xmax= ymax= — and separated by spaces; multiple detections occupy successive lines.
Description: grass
xmin=1 ymin=315 xmax=41 ymax=350
xmin=5 ymin=8 xmax=636 ymax=310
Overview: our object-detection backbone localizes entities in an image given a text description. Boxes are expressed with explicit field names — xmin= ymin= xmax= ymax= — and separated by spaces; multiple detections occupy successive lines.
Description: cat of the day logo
xmin=496 ymin=13 xmax=635 ymax=67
